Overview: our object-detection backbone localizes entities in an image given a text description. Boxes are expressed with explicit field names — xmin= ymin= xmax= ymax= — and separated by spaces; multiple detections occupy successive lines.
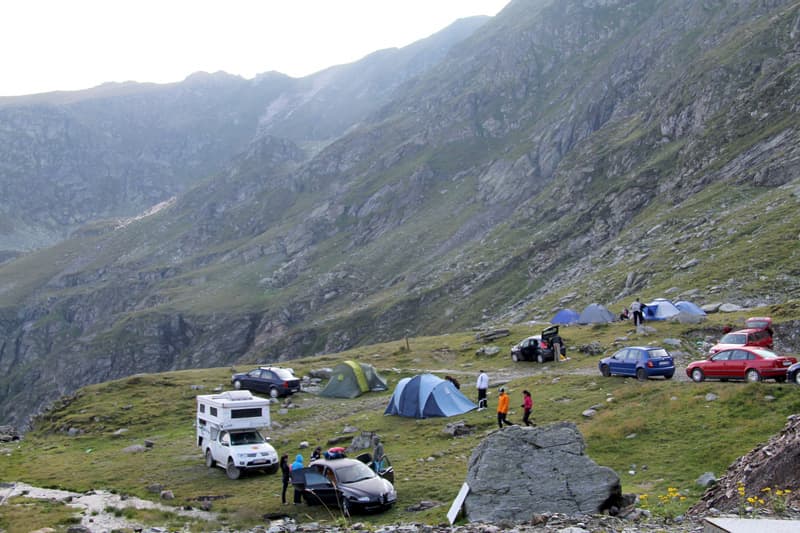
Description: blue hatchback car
xmin=599 ymin=346 xmax=675 ymax=380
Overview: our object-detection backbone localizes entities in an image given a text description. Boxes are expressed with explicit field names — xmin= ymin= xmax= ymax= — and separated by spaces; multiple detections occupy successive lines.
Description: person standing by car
xmin=521 ymin=390 xmax=534 ymax=426
xmin=372 ymin=435 xmax=385 ymax=472
xmin=551 ymin=333 xmax=564 ymax=362
xmin=476 ymin=370 xmax=489 ymax=410
xmin=280 ymin=454 xmax=291 ymax=505
xmin=291 ymin=454 xmax=305 ymax=504
xmin=497 ymin=387 xmax=513 ymax=428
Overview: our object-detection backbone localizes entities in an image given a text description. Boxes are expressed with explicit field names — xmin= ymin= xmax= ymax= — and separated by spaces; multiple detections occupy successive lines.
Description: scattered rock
xmin=341 ymin=425 xmax=358 ymax=433
xmin=719 ymin=303 xmax=743 ymax=313
xmin=705 ymin=393 xmax=718 ymax=402
xmin=476 ymin=346 xmax=501 ymax=356
xmin=0 ymin=425 xmax=20 ymax=442
xmin=582 ymin=409 xmax=597 ymax=418
xmin=475 ymin=329 xmax=510 ymax=342
xmin=406 ymin=500 xmax=441 ymax=512
xmin=111 ymin=428 xmax=128 ymax=436
xmin=144 ymin=439 xmax=155 ymax=448
xmin=121 ymin=444 xmax=146 ymax=453
xmin=160 ymin=490 xmax=174 ymax=500
xmin=444 ymin=420 xmax=475 ymax=437
xmin=146 ymin=483 xmax=164 ymax=494
xmin=299 ymin=441 xmax=309 ymax=449
xmin=696 ymin=472 xmax=717 ymax=488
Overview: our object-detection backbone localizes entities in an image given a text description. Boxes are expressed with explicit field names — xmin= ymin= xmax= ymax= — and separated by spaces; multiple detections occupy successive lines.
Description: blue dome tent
xmin=674 ymin=300 xmax=707 ymax=316
xmin=384 ymin=373 xmax=476 ymax=418
xmin=577 ymin=303 xmax=615 ymax=324
xmin=551 ymin=309 xmax=580 ymax=325
xmin=643 ymin=298 xmax=681 ymax=321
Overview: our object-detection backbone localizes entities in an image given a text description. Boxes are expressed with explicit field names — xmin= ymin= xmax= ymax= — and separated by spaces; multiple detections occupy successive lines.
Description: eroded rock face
xmin=464 ymin=422 xmax=622 ymax=523
xmin=689 ymin=414 xmax=800 ymax=515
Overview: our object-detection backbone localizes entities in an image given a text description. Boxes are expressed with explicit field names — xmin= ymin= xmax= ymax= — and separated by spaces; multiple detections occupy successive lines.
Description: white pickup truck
xmin=196 ymin=390 xmax=279 ymax=479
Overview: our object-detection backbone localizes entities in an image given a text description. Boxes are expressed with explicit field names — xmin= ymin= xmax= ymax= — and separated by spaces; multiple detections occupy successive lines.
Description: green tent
xmin=319 ymin=360 xmax=388 ymax=398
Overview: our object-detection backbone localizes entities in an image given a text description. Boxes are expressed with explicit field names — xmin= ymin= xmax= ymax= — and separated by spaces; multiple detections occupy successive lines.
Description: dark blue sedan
xmin=599 ymin=347 xmax=675 ymax=380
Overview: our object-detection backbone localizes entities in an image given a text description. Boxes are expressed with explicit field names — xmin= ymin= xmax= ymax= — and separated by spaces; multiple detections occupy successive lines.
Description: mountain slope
xmin=2 ymin=0 xmax=800 ymax=428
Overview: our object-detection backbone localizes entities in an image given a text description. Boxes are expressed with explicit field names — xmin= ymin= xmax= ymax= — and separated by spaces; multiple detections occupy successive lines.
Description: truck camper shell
xmin=196 ymin=390 xmax=270 ymax=446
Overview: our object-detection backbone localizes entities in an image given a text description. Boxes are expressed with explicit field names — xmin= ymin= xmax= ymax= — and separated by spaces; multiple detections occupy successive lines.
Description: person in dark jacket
xmin=280 ymin=454 xmax=291 ymax=504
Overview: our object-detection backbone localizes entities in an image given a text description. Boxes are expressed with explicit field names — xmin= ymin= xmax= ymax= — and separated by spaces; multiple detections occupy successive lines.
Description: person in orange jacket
xmin=497 ymin=387 xmax=513 ymax=428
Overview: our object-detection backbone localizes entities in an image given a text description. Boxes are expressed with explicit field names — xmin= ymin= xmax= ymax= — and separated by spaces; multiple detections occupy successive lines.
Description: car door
xmin=520 ymin=339 xmax=538 ymax=360
xmin=728 ymin=349 xmax=750 ymax=379
xmin=608 ymin=349 xmax=629 ymax=376
xmin=241 ymin=369 xmax=263 ymax=392
xmin=292 ymin=467 xmax=338 ymax=506
xmin=706 ymin=351 xmax=731 ymax=378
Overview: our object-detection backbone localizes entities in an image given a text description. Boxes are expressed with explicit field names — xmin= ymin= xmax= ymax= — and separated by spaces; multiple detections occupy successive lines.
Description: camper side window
xmin=210 ymin=407 xmax=218 ymax=417
xmin=199 ymin=404 xmax=205 ymax=413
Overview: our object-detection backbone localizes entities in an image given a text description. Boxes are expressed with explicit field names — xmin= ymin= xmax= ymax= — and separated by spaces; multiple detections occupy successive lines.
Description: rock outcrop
xmin=689 ymin=414 xmax=800 ymax=515
xmin=464 ymin=422 xmax=623 ymax=523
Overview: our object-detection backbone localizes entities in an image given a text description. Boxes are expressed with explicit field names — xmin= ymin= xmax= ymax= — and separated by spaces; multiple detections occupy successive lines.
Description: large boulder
xmin=464 ymin=423 xmax=622 ymax=523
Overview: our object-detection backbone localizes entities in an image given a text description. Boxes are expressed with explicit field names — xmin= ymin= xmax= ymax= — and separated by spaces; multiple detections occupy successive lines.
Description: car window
xmin=247 ymin=369 xmax=260 ymax=377
xmin=751 ymin=348 xmax=779 ymax=359
xmin=304 ymin=471 xmax=332 ymax=486
xmin=711 ymin=351 xmax=731 ymax=361
xmin=335 ymin=462 xmax=377 ymax=483
xmin=262 ymin=370 xmax=276 ymax=380
xmin=627 ymin=350 xmax=640 ymax=361
xmin=648 ymin=348 xmax=669 ymax=359
xmin=272 ymin=368 xmax=296 ymax=380
xmin=613 ymin=349 xmax=627 ymax=360
xmin=731 ymin=351 xmax=749 ymax=361
xmin=746 ymin=319 xmax=769 ymax=329
xmin=230 ymin=431 xmax=264 ymax=445
xmin=719 ymin=333 xmax=745 ymax=344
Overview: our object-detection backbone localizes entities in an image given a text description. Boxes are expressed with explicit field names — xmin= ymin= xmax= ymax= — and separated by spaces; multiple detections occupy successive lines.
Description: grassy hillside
xmin=2 ymin=308 xmax=799 ymax=531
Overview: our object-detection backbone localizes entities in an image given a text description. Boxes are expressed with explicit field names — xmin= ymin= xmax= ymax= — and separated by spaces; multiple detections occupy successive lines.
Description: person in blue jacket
xmin=291 ymin=454 xmax=304 ymax=504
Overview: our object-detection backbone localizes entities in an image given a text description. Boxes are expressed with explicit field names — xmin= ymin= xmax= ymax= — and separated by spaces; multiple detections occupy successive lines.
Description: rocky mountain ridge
xmin=1 ymin=0 xmax=800 ymax=429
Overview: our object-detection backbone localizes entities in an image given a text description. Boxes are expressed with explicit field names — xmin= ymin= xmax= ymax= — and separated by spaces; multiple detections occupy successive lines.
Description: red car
xmin=709 ymin=328 xmax=773 ymax=354
xmin=687 ymin=346 xmax=797 ymax=383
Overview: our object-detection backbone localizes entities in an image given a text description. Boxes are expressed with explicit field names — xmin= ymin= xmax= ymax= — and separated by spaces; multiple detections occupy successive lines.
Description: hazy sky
xmin=1 ymin=0 xmax=509 ymax=97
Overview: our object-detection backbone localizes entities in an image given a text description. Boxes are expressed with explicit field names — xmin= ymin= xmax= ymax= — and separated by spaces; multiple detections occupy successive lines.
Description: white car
xmin=204 ymin=428 xmax=279 ymax=479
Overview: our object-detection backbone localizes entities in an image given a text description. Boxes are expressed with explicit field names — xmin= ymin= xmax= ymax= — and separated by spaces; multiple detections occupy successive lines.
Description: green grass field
xmin=1 ymin=309 xmax=798 ymax=531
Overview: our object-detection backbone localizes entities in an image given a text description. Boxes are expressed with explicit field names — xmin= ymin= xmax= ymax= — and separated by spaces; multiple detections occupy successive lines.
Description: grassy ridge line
xmin=1 ymin=314 xmax=799 ymax=531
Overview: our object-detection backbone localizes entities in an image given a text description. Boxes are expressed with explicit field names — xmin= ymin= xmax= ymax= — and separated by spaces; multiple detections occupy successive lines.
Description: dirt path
xmin=0 ymin=481 xmax=216 ymax=531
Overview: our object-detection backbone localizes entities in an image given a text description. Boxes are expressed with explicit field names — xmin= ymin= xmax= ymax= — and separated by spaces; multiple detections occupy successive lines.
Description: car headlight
xmin=356 ymin=496 xmax=371 ymax=502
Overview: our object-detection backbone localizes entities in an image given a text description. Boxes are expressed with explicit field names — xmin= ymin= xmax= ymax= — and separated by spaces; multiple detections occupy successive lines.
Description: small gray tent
xmin=578 ymin=303 xmax=615 ymax=324
xmin=319 ymin=360 xmax=388 ymax=399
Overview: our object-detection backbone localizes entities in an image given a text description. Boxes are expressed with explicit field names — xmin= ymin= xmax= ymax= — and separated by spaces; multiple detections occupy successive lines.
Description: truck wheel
xmin=205 ymin=449 xmax=215 ymax=468
xmin=264 ymin=463 xmax=279 ymax=475
xmin=226 ymin=459 xmax=241 ymax=480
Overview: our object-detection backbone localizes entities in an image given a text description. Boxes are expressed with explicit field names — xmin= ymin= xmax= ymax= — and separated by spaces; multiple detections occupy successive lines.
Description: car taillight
xmin=283 ymin=381 xmax=288 ymax=387
xmin=646 ymin=361 xmax=654 ymax=368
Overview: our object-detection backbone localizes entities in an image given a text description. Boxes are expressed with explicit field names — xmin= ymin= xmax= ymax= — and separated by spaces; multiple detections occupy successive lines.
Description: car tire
xmin=269 ymin=387 xmax=280 ymax=399
xmin=264 ymin=463 xmax=279 ymax=475
xmin=537 ymin=353 xmax=545 ymax=364
xmin=691 ymin=368 xmax=705 ymax=382
xmin=794 ymin=372 xmax=800 ymax=386
xmin=233 ymin=380 xmax=242 ymax=390
xmin=511 ymin=352 xmax=519 ymax=362
xmin=745 ymin=369 xmax=761 ymax=383
xmin=775 ymin=376 xmax=786 ymax=383
xmin=205 ymin=449 xmax=215 ymax=468
xmin=664 ymin=372 xmax=674 ymax=380
xmin=226 ymin=459 xmax=241 ymax=480
xmin=342 ymin=498 xmax=351 ymax=518
xmin=636 ymin=368 xmax=647 ymax=381
xmin=600 ymin=365 xmax=611 ymax=377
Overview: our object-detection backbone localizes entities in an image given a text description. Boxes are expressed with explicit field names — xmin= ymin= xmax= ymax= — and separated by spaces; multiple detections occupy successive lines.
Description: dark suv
xmin=511 ymin=325 xmax=564 ymax=363
xmin=231 ymin=367 xmax=301 ymax=398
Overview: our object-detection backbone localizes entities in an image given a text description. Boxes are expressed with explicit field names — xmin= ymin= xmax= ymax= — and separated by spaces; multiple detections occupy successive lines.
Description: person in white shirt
xmin=476 ymin=370 xmax=489 ymax=410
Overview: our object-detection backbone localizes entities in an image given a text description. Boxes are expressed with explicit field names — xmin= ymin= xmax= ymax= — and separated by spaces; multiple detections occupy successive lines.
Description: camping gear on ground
xmin=643 ymin=298 xmax=681 ymax=321
xmin=319 ymin=360 xmax=388 ymax=398
xmin=384 ymin=373 xmax=476 ymax=418
xmin=324 ymin=447 xmax=347 ymax=460
xmin=577 ymin=303 xmax=615 ymax=324
xmin=551 ymin=308 xmax=580 ymax=325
